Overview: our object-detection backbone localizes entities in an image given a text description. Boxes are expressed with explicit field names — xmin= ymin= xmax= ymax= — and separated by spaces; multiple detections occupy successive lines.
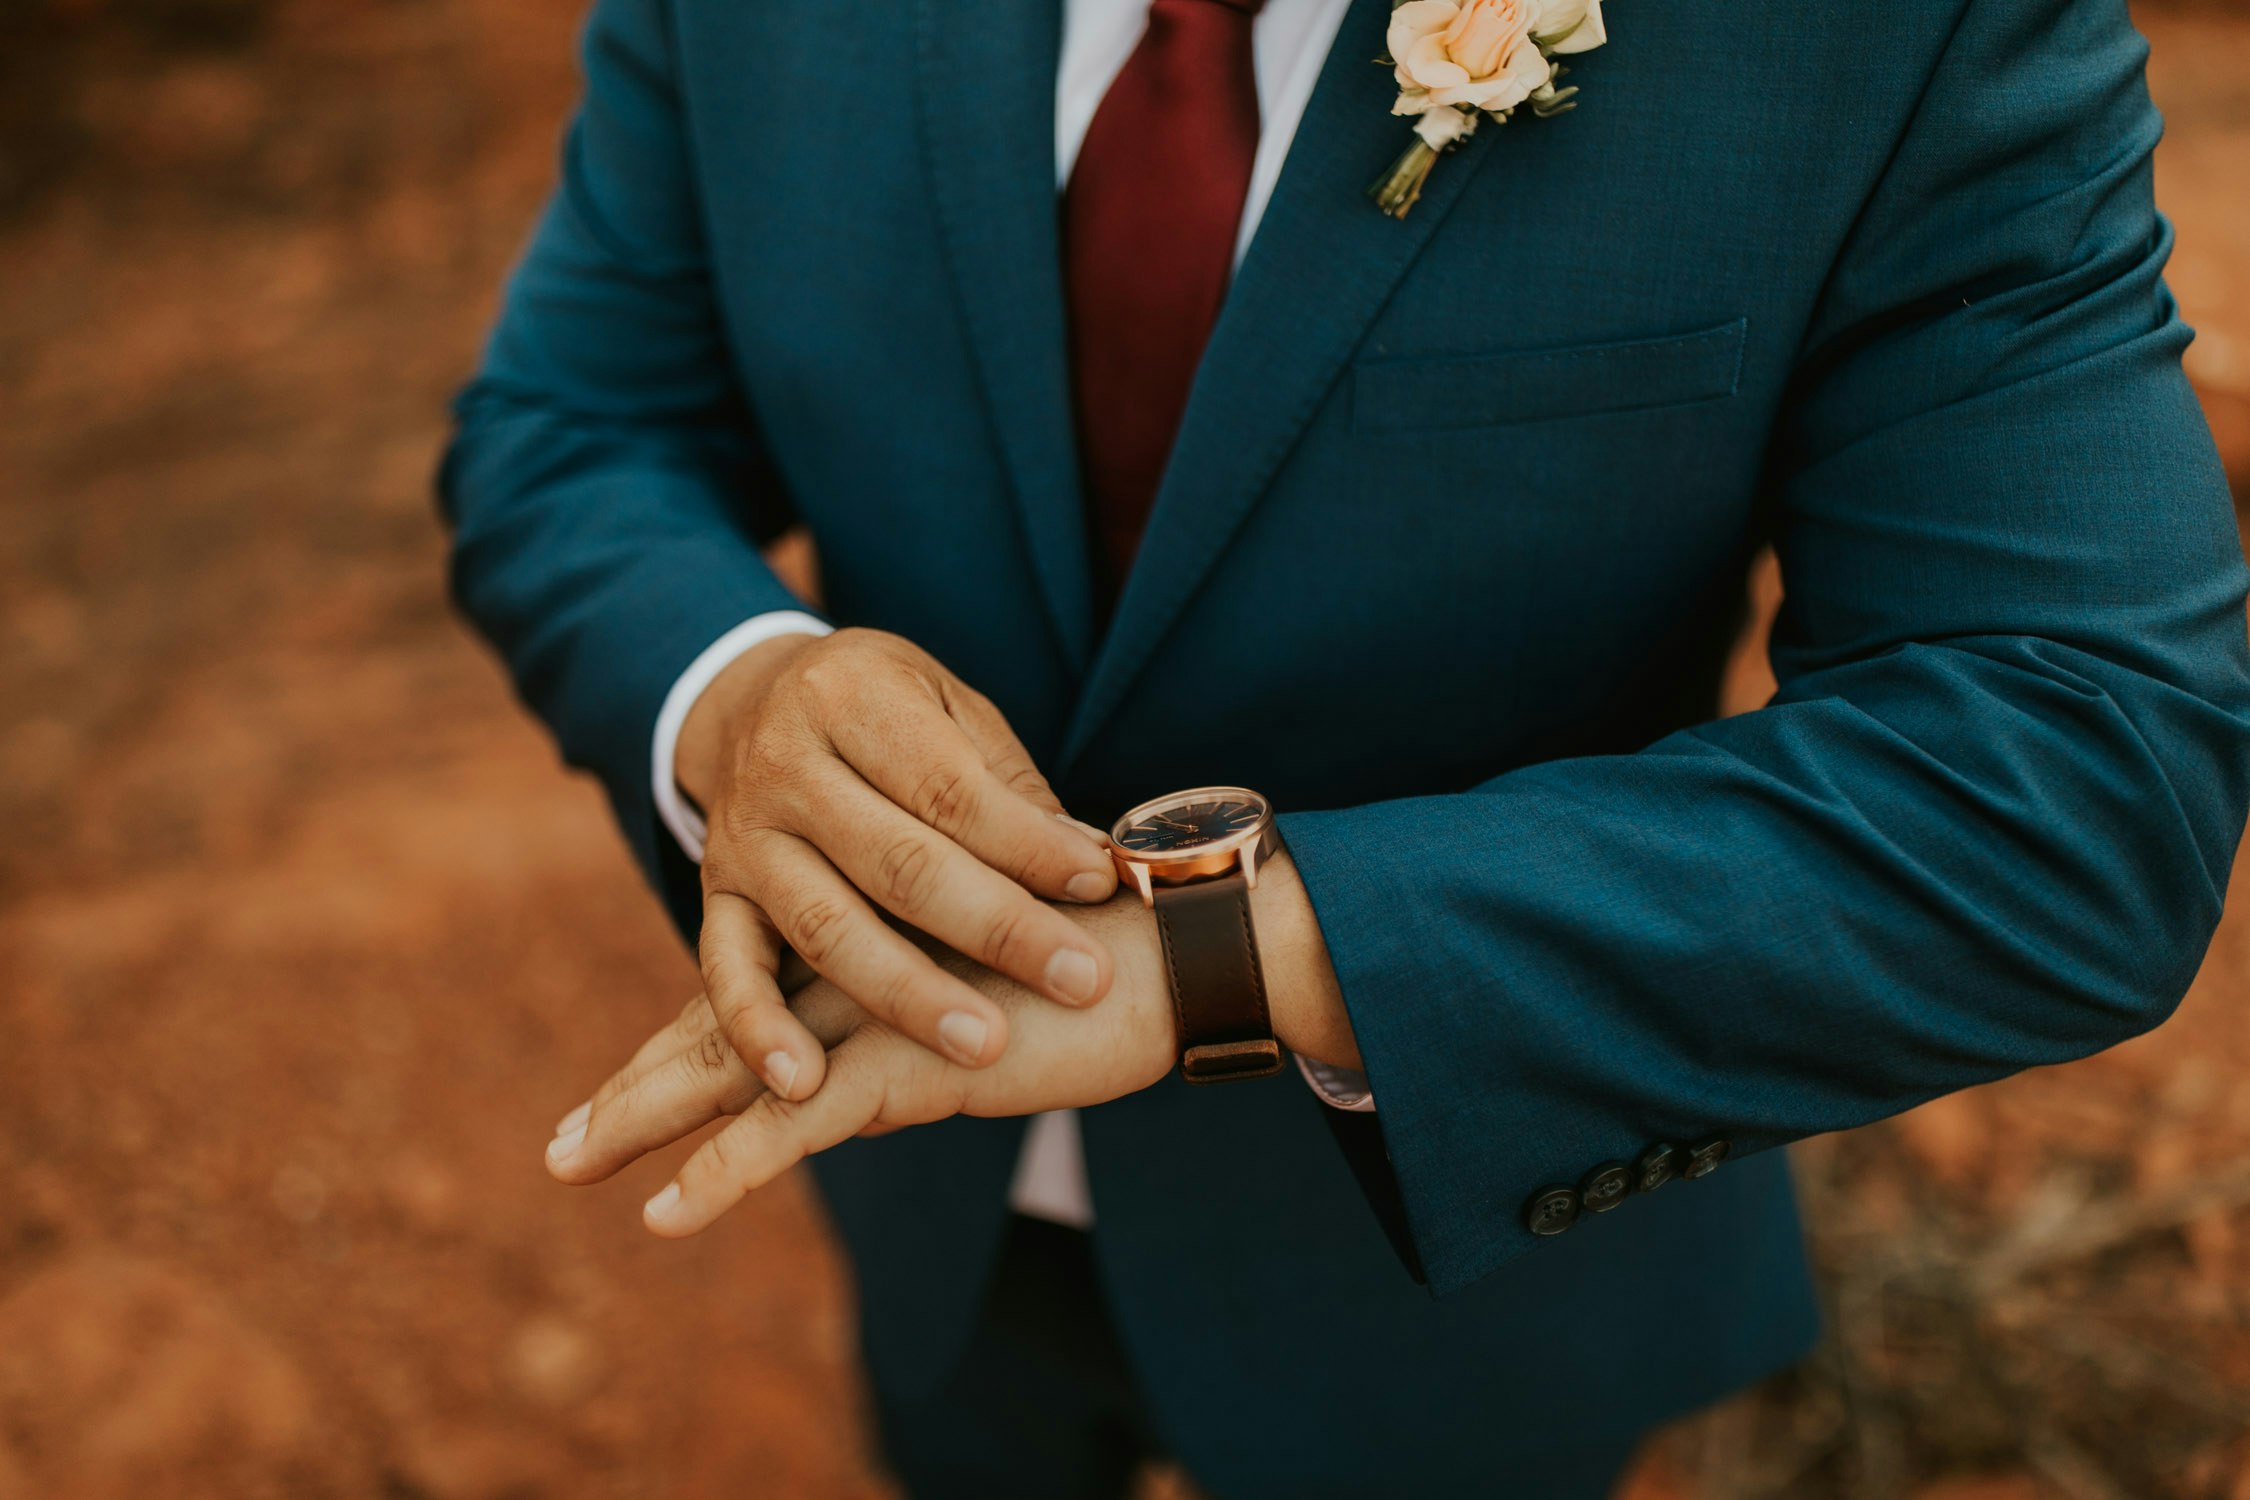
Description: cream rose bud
xmin=1412 ymin=106 xmax=1480 ymax=150
xmin=1531 ymin=0 xmax=1607 ymax=54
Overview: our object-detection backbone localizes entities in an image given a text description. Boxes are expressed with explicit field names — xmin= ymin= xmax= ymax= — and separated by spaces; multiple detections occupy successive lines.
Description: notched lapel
xmin=1057 ymin=0 xmax=1502 ymax=773
xmin=915 ymin=0 xmax=1096 ymax=671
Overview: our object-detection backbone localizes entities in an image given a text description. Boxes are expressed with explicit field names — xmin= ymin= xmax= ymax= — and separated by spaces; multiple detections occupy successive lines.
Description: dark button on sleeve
xmin=1634 ymin=1142 xmax=1681 ymax=1193
xmin=1579 ymin=1162 xmax=1633 ymax=1214
xmin=1524 ymin=1185 xmax=1582 ymax=1237
xmin=1682 ymin=1138 xmax=1732 ymax=1179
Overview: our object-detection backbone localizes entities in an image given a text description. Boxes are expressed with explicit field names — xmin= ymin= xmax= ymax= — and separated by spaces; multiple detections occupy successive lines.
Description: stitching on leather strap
xmin=1234 ymin=892 xmax=1272 ymax=1030
xmin=1157 ymin=906 xmax=1192 ymax=1051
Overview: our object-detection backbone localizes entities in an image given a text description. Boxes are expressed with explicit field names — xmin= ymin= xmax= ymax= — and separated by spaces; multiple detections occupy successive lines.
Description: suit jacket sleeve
xmin=436 ymin=0 xmax=806 ymax=921
xmin=1276 ymin=0 xmax=2250 ymax=1295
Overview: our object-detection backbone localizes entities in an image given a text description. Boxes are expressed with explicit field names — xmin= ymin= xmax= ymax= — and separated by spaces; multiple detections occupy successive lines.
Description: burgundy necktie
xmin=1063 ymin=0 xmax=1265 ymax=604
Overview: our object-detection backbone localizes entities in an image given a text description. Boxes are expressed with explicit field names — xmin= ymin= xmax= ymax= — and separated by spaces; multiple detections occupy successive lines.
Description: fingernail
xmin=546 ymin=1122 xmax=587 ymax=1167
xmin=1054 ymin=812 xmax=1112 ymax=849
xmin=643 ymin=1183 xmax=683 ymax=1227
xmin=764 ymin=1050 xmax=799 ymax=1100
xmin=554 ymin=1100 xmax=591 ymax=1137
xmin=937 ymin=1010 xmax=990 ymax=1065
xmin=1045 ymin=947 xmax=1101 ymax=1004
xmin=1064 ymin=871 xmax=1110 ymax=903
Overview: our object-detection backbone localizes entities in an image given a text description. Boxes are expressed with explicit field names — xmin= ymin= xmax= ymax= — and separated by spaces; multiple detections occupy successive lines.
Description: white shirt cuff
xmin=1296 ymin=1054 xmax=1376 ymax=1112
xmin=651 ymin=610 xmax=834 ymax=863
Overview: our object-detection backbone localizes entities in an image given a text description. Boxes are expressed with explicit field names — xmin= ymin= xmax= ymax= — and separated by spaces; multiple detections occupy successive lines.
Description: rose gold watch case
xmin=1107 ymin=785 xmax=1276 ymax=906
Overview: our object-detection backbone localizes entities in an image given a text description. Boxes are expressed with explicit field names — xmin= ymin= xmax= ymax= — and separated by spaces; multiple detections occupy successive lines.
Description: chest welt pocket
xmin=1351 ymin=318 xmax=1747 ymax=433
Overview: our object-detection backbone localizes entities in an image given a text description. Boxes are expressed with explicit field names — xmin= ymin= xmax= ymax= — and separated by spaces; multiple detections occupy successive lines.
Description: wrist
xmin=1097 ymin=847 xmax=1360 ymax=1073
xmin=675 ymin=630 xmax=818 ymax=811
xmin=1080 ymin=891 xmax=1168 ymax=1016
xmin=1248 ymin=848 xmax=1360 ymax=1071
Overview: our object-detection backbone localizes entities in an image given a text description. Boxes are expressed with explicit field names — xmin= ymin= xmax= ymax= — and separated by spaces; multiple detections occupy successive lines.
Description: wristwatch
xmin=1108 ymin=786 xmax=1284 ymax=1084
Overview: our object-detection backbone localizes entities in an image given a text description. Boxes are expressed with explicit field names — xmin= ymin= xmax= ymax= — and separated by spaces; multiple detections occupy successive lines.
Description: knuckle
xmin=911 ymin=762 xmax=977 ymax=831
xmin=874 ymin=833 xmax=938 ymax=913
xmin=795 ymin=653 xmax=858 ymax=712
xmin=735 ymin=725 xmax=802 ymax=797
xmin=784 ymin=893 xmax=855 ymax=968
xmin=701 ymin=939 xmax=764 ymax=1011
xmin=977 ymin=901 xmax=1030 ymax=967
xmin=730 ymin=1095 xmax=803 ymax=1168
xmin=692 ymin=1028 xmax=733 ymax=1076
xmin=701 ymin=1121 xmax=754 ymax=1180
xmin=599 ymin=1076 xmax=647 ymax=1127
xmin=980 ymin=828 xmax=1045 ymax=887
xmin=747 ymin=1090 xmax=795 ymax=1131
xmin=867 ymin=965 xmax=934 ymax=1026
xmin=717 ymin=788 xmax=780 ymax=853
xmin=1003 ymin=764 xmax=1056 ymax=804
xmin=717 ymin=1074 xmax=764 ymax=1116
xmin=700 ymin=839 xmax=748 ymax=896
xmin=698 ymin=933 xmax=732 ymax=985
xmin=839 ymin=626 xmax=903 ymax=663
xmin=948 ymin=681 xmax=1000 ymax=721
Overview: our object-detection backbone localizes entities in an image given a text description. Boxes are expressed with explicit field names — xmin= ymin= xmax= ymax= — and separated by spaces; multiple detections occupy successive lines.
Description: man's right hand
xmin=668 ymin=626 xmax=1120 ymax=1103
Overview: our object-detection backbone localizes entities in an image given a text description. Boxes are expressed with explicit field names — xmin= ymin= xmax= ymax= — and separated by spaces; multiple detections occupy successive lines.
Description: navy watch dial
xmin=1115 ymin=794 xmax=1266 ymax=854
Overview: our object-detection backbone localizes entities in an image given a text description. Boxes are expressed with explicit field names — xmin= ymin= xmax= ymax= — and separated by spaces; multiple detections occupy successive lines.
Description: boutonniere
xmin=1369 ymin=0 xmax=1608 ymax=218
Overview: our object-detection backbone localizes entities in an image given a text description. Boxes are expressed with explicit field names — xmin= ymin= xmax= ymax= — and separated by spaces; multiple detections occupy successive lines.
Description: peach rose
xmin=1388 ymin=0 xmax=1552 ymax=119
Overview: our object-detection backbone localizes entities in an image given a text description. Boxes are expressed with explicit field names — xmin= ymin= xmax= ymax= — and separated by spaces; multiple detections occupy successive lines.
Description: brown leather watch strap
xmin=1152 ymin=869 xmax=1283 ymax=1083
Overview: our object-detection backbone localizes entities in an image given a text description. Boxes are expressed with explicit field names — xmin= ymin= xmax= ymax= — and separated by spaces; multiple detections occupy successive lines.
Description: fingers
xmin=699 ymin=891 xmax=826 ymax=1101
xmin=547 ymin=984 xmax=867 ymax=1187
xmin=691 ymin=627 xmax=1116 ymax=1083
xmin=740 ymin=831 xmax=1010 ymax=1068
xmin=605 ymin=993 xmax=724 ymax=1106
xmin=641 ymin=1030 xmax=911 ymax=1237
xmin=826 ymin=681 xmax=1117 ymax=906
xmin=548 ymin=1015 xmax=763 ymax=1185
xmin=808 ymin=766 xmax=1113 ymax=1010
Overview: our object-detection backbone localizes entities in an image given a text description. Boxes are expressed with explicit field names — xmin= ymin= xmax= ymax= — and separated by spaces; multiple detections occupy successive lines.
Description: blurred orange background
xmin=1 ymin=2 xmax=2247 ymax=1497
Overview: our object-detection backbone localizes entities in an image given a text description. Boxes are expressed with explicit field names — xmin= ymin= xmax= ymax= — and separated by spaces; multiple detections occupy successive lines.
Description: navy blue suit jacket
xmin=440 ymin=0 xmax=2250 ymax=1488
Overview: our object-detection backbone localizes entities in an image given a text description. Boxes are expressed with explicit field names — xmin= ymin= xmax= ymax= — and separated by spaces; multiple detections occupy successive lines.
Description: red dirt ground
xmin=2 ymin=3 xmax=2247 ymax=1496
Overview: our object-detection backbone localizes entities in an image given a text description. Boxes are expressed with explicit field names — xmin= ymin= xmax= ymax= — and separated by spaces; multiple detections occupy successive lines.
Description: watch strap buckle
xmin=1181 ymin=1038 xmax=1285 ymax=1084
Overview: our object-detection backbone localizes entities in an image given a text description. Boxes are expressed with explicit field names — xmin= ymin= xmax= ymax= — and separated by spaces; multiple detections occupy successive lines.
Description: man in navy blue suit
xmin=440 ymin=0 xmax=2250 ymax=1493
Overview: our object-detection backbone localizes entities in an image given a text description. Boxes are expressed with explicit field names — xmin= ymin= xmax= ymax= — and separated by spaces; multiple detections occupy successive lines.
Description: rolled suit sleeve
xmin=1278 ymin=0 xmax=2250 ymax=1295
xmin=436 ymin=0 xmax=807 ymax=914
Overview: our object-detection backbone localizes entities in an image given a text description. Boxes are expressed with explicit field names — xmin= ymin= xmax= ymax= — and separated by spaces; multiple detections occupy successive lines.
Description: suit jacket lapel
xmin=915 ymin=0 xmax=1097 ymax=671
xmin=1057 ymin=0 xmax=1501 ymax=772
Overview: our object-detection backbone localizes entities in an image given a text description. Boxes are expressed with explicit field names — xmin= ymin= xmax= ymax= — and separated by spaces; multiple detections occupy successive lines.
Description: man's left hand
xmin=545 ymin=848 xmax=1359 ymax=1236
xmin=551 ymin=896 xmax=1178 ymax=1236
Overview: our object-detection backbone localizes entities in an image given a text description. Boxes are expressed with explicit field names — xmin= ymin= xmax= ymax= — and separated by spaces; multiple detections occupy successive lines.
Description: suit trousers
xmin=866 ymin=1214 xmax=1638 ymax=1500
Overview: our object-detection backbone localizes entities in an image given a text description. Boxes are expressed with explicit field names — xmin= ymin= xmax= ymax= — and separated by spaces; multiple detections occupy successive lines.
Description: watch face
xmin=1110 ymin=788 xmax=1270 ymax=859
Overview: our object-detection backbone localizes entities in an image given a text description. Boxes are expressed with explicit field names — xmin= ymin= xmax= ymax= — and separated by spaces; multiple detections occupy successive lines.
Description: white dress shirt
xmin=652 ymin=0 xmax=1366 ymax=1230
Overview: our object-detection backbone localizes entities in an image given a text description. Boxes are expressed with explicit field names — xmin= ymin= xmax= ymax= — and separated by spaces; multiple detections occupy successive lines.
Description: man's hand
xmin=544 ymin=849 xmax=1360 ymax=1235
xmin=555 ymin=896 xmax=1178 ymax=1236
xmin=671 ymin=627 xmax=1120 ymax=1104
